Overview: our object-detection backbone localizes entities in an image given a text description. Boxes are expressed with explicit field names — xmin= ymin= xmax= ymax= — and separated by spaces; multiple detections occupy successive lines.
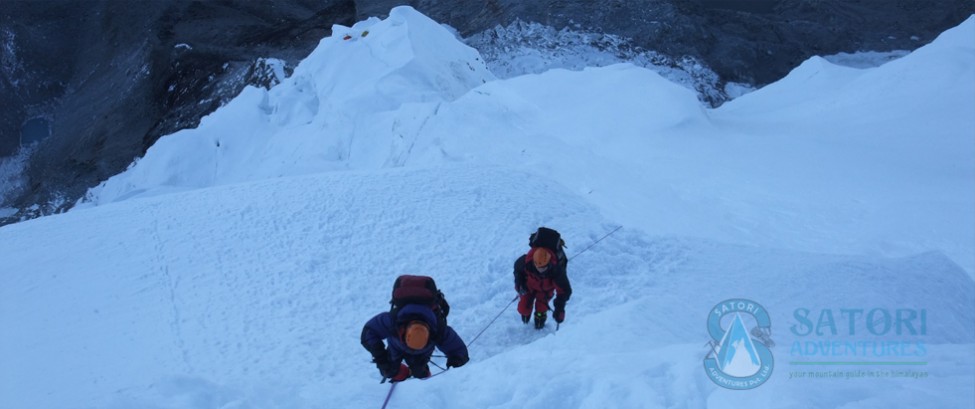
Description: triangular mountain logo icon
xmin=716 ymin=312 xmax=761 ymax=377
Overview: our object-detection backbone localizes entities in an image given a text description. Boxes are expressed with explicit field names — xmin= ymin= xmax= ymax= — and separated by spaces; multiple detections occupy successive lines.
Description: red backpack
xmin=389 ymin=275 xmax=450 ymax=332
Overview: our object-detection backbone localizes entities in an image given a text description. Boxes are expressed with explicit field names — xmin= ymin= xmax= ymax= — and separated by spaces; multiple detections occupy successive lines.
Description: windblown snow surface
xmin=2 ymin=7 xmax=973 ymax=409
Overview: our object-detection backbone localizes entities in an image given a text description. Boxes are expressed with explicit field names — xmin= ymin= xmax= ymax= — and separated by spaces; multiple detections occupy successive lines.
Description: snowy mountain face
xmin=79 ymin=7 xmax=975 ymax=278
xmin=1 ymin=0 xmax=972 ymax=224
xmin=1 ymin=6 xmax=974 ymax=409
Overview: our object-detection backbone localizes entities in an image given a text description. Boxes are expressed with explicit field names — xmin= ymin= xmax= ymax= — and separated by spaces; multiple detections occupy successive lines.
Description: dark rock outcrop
xmin=1 ymin=0 xmax=357 ymax=221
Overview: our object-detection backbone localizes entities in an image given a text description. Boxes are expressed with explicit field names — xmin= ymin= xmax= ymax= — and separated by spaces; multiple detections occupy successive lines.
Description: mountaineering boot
xmin=534 ymin=311 xmax=547 ymax=329
xmin=390 ymin=363 xmax=411 ymax=382
xmin=521 ymin=314 xmax=530 ymax=324
xmin=410 ymin=363 xmax=431 ymax=379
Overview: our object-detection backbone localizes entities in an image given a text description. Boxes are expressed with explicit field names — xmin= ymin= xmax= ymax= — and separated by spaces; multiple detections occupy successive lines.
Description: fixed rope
xmin=567 ymin=225 xmax=622 ymax=261
xmin=380 ymin=383 xmax=396 ymax=409
xmin=466 ymin=294 xmax=520 ymax=348
xmin=406 ymin=294 xmax=518 ymax=385
xmin=381 ymin=225 xmax=623 ymax=406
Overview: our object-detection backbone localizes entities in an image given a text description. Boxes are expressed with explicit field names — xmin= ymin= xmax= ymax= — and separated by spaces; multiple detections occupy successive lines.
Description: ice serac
xmin=81 ymin=6 xmax=495 ymax=207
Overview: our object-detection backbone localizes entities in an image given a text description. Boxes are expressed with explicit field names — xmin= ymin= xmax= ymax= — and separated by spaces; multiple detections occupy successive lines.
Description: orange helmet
xmin=404 ymin=321 xmax=430 ymax=350
xmin=532 ymin=248 xmax=552 ymax=268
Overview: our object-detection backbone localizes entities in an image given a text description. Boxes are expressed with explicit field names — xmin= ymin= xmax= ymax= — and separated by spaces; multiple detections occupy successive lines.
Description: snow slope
xmin=3 ymin=7 xmax=974 ymax=409
xmin=3 ymin=166 xmax=973 ymax=409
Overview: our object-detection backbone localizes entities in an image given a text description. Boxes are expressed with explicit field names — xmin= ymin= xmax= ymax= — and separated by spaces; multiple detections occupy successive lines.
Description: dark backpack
xmin=389 ymin=275 xmax=449 ymax=335
xmin=530 ymin=227 xmax=567 ymax=269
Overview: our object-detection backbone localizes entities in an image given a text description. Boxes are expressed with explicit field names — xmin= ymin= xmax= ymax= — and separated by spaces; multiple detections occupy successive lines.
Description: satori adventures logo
xmin=704 ymin=299 xmax=774 ymax=390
